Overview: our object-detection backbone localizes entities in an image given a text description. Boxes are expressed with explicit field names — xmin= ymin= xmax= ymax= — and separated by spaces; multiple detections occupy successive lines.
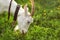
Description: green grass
xmin=0 ymin=0 xmax=60 ymax=40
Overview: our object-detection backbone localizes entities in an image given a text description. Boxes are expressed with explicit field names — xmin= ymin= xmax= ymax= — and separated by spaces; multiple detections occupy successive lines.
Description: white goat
xmin=0 ymin=0 xmax=34 ymax=34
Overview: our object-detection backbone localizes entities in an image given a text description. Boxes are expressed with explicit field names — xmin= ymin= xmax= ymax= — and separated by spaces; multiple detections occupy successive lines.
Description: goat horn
xmin=30 ymin=0 xmax=34 ymax=16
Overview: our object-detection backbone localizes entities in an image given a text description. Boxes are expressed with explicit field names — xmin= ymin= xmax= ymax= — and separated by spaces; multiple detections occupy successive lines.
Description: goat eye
xmin=27 ymin=21 xmax=30 ymax=24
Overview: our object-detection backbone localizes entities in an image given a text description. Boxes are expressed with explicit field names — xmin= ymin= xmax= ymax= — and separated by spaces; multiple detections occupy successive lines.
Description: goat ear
xmin=24 ymin=4 xmax=28 ymax=16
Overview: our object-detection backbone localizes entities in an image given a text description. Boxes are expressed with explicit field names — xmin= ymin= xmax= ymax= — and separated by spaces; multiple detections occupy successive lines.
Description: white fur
xmin=0 ymin=0 xmax=33 ymax=33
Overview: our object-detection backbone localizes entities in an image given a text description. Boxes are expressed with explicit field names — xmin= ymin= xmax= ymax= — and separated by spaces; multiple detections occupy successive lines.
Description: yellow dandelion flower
xmin=44 ymin=10 xmax=46 ymax=12
xmin=50 ymin=10 xmax=53 ymax=12
xmin=44 ymin=13 xmax=46 ymax=16
xmin=57 ymin=7 xmax=60 ymax=10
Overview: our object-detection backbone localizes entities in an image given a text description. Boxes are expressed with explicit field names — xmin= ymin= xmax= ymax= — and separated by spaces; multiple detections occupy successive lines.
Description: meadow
xmin=0 ymin=0 xmax=60 ymax=40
